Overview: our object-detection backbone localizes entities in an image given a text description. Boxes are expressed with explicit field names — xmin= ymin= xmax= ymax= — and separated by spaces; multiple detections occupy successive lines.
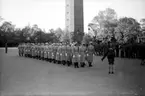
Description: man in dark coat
xmin=101 ymin=41 xmax=116 ymax=74
xmin=139 ymin=44 xmax=145 ymax=66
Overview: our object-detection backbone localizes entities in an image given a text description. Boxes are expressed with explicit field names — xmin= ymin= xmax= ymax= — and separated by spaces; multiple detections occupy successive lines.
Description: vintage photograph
xmin=0 ymin=0 xmax=145 ymax=96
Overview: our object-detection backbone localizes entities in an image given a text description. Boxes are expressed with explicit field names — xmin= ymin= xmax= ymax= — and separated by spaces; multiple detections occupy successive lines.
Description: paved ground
xmin=0 ymin=48 xmax=145 ymax=96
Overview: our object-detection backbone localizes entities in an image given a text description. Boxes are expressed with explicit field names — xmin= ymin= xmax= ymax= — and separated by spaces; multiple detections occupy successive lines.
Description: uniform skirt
xmin=86 ymin=53 xmax=93 ymax=62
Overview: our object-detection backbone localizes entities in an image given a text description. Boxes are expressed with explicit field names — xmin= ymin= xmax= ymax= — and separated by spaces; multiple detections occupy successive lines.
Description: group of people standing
xmin=18 ymin=42 xmax=95 ymax=68
xmin=18 ymin=40 xmax=145 ymax=74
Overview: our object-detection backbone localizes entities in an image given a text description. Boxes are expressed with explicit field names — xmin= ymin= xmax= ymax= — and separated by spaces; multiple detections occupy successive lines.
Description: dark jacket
xmin=102 ymin=47 xmax=115 ymax=60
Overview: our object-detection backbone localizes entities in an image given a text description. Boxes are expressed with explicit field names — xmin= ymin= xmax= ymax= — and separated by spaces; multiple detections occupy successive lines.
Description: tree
xmin=0 ymin=21 xmax=15 ymax=43
xmin=92 ymin=8 xmax=118 ymax=42
xmin=115 ymin=17 xmax=141 ymax=43
xmin=88 ymin=23 xmax=98 ymax=37
xmin=54 ymin=28 xmax=63 ymax=41
xmin=21 ymin=25 xmax=32 ymax=42
xmin=13 ymin=28 xmax=22 ymax=43
xmin=140 ymin=18 xmax=145 ymax=35
xmin=60 ymin=29 xmax=71 ymax=43
xmin=0 ymin=21 xmax=15 ymax=33
xmin=31 ymin=24 xmax=42 ymax=43
xmin=82 ymin=33 xmax=93 ymax=44
xmin=0 ymin=16 xmax=4 ymax=24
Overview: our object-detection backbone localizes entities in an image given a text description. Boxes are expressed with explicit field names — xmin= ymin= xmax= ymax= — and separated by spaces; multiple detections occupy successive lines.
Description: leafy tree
xmin=0 ymin=16 xmax=4 ymax=24
xmin=1 ymin=21 xmax=15 ymax=33
xmin=115 ymin=17 xmax=141 ymax=43
xmin=21 ymin=25 xmax=32 ymax=42
xmin=92 ymin=8 xmax=118 ymax=42
xmin=82 ymin=33 xmax=92 ymax=44
xmin=0 ymin=21 xmax=15 ymax=44
xmin=49 ymin=28 xmax=55 ymax=33
xmin=140 ymin=18 xmax=145 ymax=35
xmin=88 ymin=23 xmax=98 ymax=37
xmin=54 ymin=27 xmax=63 ymax=41
xmin=60 ymin=29 xmax=71 ymax=43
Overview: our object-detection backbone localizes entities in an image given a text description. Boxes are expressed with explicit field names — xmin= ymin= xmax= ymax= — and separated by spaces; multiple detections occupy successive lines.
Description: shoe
xmin=89 ymin=65 xmax=92 ymax=67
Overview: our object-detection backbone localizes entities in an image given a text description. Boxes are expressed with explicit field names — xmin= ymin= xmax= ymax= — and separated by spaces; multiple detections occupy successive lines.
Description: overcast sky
xmin=1 ymin=0 xmax=145 ymax=32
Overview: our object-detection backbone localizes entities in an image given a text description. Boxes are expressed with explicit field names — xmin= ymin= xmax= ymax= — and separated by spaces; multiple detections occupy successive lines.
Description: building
xmin=65 ymin=0 xmax=84 ymax=43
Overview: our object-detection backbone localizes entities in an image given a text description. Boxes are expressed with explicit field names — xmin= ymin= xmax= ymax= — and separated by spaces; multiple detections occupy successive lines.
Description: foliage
xmin=0 ymin=19 xmax=61 ymax=47
xmin=92 ymin=8 xmax=118 ymax=42
xmin=54 ymin=28 xmax=63 ymax=41
xmin=115 ymin=17 xmax=141 ymax=43
xmin=82 ymin=33 xmax=93 ymax=44
xmin=140 ymin=18 xmax=145 ymax=35
xmin=60 ymin=29 xmax=71 ymax=43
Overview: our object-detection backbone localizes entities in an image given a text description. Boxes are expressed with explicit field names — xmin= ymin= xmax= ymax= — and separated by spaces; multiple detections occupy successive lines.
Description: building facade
xmin=65 ymin=0 xmax=84 ymax=43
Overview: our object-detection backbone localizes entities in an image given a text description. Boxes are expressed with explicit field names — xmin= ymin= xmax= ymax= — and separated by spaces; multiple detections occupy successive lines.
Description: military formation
xmin=18 ymin=42 xmax=95 ymax=68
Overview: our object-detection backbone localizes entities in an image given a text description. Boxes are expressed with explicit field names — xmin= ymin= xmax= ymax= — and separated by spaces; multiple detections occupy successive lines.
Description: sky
xmin=0 ymin=0 xmax=145 ymax=32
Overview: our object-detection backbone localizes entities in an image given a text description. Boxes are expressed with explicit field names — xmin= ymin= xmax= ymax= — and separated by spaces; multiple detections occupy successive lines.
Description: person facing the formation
xmin=101 ymin=41 xmax=116 ymax=74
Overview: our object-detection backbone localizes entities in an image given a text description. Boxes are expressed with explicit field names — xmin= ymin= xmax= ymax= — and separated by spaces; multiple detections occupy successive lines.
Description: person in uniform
xmin=55 ymin=44 xmax=59 ymax=64
xmin=31 ymin=43 xmax=34 ymax=58
xmin=72 ymin=43 xmax=79 ymax=68
xmin=59 ymin=44 xmax=62 ymax=64
xmin=18 ymin=43 xmax=21 ymax=56
xmin=53 ymin=44 xmax=57 ymax=63
xmin=42 ymin=43 xmax=45 ymax=60
xmin=56 ymin=44 xmax=61 ymax=64
xmin=68 ymin=44 xmax=73 ymax=66
xmin=20 ymin=43 xmax=23 ymax=56
xmin=49 ymin=44 xmax=53 ymax=62
xmin=61 ymin=44 xmax=66 ymax=65
xmin=27 ymin=43 xmax=30 ymax=57
xmin=101 ymin=41 xmax=116 ymax=74
xmin=38 ymin=43 xmax=41 ymax=60
xmin=86 ymin=42 xmax=95 ymax=67
xmin=65 ymin=44 xmax=71 ymax=66
xmin=79 ymin=44 xmax=87 ymax=67
xmin=52 ymin=44 xmax=55 ymax=63
xmin=51 ymin=44 xmax=55 ymax=63
xmin=40 ymin=43 xmax=43 ymax=60
xmin=24 ymin=43 xmax=27 ymax=57
xmin=43 ymin=43 xmax=47 ymax=61
xmin=34 ymin=43 xmax=37 ymax=59
xmin=35 ymin=43 xmax=39 ymax=59
xmin=47 ymin=44 xmax=50 ymax=62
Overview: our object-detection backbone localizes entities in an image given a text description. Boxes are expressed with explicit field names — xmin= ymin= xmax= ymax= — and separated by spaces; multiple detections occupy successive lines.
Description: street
xmin=0 ymin=48 xmax=145 ymax=96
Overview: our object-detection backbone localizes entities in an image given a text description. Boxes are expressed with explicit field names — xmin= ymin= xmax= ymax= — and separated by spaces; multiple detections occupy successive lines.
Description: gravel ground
xmin=0 ymin=48 xmax=145 ymax=96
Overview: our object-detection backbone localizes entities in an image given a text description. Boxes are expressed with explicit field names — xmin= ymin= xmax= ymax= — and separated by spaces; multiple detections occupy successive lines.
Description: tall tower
xmin=65 ymin=0 xmax=84 ymax=43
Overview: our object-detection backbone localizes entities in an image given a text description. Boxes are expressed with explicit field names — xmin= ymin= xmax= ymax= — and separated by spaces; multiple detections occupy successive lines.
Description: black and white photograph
xmin=0 ymin=0 xmax=145 ymax=96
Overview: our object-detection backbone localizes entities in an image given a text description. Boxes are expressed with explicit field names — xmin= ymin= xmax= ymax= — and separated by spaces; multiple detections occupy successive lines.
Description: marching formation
xmin=18 ymin=42 xmax=95 ymax=68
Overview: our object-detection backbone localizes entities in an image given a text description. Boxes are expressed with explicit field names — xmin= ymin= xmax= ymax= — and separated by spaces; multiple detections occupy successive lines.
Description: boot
xmin=89 ymin=62 xmax=92 ymax=67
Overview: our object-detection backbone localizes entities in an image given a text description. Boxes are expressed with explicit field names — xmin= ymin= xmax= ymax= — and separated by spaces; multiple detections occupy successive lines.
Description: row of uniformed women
xmin=18 ymin=43 xmax=95 ymax=68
